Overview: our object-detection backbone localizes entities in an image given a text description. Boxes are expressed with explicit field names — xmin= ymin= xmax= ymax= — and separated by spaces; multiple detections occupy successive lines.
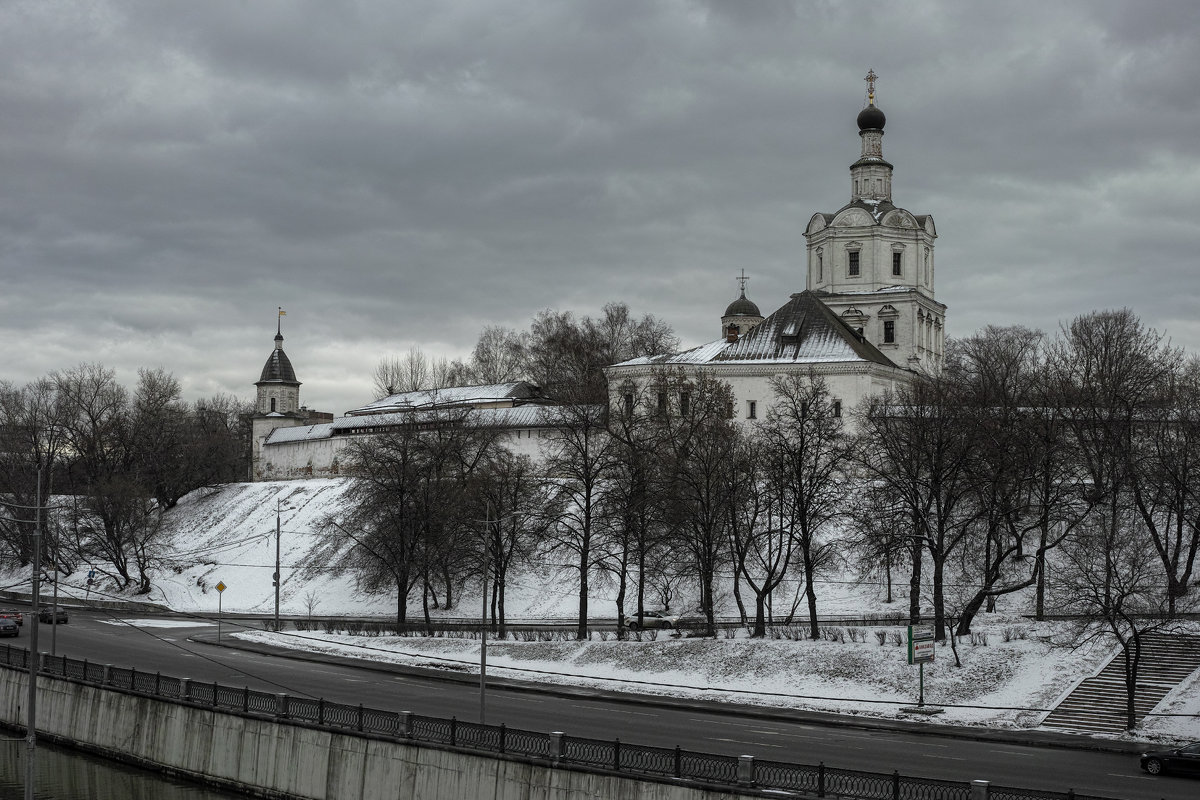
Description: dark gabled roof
xmin=612 ymin=291 xmax=899 ymax=370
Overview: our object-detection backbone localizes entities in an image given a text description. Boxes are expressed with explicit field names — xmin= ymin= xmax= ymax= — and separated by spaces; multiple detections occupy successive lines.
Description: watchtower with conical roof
xmin=255 ymin=315 xmax=301 ymax=416
xmin=803 ymin=69 xmax=946 ymax=374
xmin=250 ymin=310 xmax=330 ymax=480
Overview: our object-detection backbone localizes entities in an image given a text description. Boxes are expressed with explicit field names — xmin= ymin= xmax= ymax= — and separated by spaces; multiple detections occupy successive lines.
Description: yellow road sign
xmin=216 ymin=581 xmax=226 ymax=593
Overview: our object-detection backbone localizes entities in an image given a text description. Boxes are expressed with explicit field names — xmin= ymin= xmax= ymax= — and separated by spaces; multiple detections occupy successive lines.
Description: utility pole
xmin=25 ymin=467 xmax=42 ymax=800
xmin=480 ymin=502 xmax=490 ymax=725
xmin=274 ymin=499 xmax=282 ymax=632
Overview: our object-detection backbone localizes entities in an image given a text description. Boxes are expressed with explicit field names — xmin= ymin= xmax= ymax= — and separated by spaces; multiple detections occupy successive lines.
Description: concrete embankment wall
xmin=0 ymin=670 xmax=756 ymax=800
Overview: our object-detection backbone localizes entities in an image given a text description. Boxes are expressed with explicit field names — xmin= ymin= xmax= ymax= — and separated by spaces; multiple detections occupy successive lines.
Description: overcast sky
xmin=2 ymin=1 xmax=1198 ymax=415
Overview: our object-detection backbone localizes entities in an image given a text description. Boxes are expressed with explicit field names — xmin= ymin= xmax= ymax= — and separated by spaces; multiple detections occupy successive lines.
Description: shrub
xmin=874 ymin=630 xmax=887 ymax=646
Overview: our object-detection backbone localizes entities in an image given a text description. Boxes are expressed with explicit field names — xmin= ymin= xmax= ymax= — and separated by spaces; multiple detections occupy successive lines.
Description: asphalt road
xmin=11 ymin=609 xmax=1199 ymax=800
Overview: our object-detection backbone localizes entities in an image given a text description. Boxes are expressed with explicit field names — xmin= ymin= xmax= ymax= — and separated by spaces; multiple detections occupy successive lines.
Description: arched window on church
xmin=270 ymin=397 xmax=276 ymax=413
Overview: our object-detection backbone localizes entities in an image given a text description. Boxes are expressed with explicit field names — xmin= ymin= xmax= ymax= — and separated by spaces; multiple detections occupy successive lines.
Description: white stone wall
xmin=258 ymin=427 xmax=551 ymax=480
xmin=608 ymin=362 xmax=909 ymax=434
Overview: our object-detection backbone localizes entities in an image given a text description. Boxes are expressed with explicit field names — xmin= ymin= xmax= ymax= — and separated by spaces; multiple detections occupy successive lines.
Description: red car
xmin=0 ymin=610 xmax=23 ymax=627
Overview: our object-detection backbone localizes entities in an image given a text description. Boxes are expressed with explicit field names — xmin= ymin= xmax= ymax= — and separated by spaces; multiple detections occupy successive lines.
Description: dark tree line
xmin=370 ymin=301 xmax=679 ymax=405
xmin=0 ymin=365 xmax=251 ymax=592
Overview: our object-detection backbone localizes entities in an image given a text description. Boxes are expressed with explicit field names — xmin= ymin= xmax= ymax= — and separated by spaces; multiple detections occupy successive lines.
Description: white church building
xmin=604 ymin=70 xmax=945 ymax=422
xmin=251 ymin=72 xmax=946 ymax=479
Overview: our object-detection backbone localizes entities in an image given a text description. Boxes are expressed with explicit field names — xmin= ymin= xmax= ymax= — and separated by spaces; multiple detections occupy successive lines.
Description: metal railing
xmin=0 ymin=645 xmax=1120 ymax=800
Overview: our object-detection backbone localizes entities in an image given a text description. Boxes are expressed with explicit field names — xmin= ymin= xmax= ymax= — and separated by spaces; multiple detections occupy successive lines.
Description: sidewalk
xmin=188 ymin=629 xmax=1150 ymax=756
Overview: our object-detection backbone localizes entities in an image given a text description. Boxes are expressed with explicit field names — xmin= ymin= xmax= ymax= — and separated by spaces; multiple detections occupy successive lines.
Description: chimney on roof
xmin=725 ymin=325 xmax=739 ymax=343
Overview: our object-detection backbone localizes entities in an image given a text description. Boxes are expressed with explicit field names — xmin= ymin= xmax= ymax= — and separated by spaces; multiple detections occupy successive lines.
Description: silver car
xmin=624 ymin=610 xmax=681 ymax=630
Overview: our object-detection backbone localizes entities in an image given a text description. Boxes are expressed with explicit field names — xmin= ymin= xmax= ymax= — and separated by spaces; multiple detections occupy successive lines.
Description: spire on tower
xmin=736 ymin=268 xmax=750 ymax=296
xmin=864 ymin=68 xmax=878 ymax=105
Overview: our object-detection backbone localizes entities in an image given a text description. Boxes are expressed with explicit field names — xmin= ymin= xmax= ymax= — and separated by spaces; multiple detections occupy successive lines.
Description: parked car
xmin=624 ymin=610 xmax=681 ymax=630
xmin=0 ymin=618 xmax=18 ymax=637
xmin=0 ymin=609 xmax=23 ymax=626
xmin=1141 ymin=741 xmax=1200 ymax=776
xmin=38 ymin=606 xmax=68 ymax=624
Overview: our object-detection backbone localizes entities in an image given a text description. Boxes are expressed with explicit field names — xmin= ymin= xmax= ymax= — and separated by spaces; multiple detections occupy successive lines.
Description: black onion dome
xmin=259 ymin=339 xmax=299 ymax=384
xmin=725 ymin=292 xmax=761 ymax=317
xmin=857 ymin=104 xmax=886 ymax=131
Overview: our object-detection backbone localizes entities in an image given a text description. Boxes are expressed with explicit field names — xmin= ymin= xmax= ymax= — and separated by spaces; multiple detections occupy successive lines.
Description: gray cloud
xmin=2 ymin=0 xmax=1197 ymax=415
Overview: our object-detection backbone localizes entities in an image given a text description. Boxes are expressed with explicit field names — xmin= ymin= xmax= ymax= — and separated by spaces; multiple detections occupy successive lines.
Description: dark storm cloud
xmin=1 ymin=0 xmax=1197 ymax=415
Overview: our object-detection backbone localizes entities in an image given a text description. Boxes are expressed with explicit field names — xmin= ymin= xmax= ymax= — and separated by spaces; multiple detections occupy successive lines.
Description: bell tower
xmin=804 ymin=70 xmax=947 ymax=374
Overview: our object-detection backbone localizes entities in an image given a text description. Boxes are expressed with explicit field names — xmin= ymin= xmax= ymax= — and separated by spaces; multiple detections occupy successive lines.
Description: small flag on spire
xmin=278 ymin=308 xmax=287 ymax=316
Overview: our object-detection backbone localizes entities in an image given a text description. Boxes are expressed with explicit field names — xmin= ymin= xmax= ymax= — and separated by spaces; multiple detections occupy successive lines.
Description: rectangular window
xmin=892 ymin=252 xmax=902 ymax=276
xmin=623 ymin=393 xmax=634 ymax=416
xmin=657 ymin=392 xmax=667 ymax=413
xmin=832 ymin=400 xmax=842 ymax=418
xmin=883 ymin=320 xmax=896 ymax=344
xmin=801 ymin=401 xmax=809 ymax=418
xmin=848 ymin=251 xmax=860 ymax=277
xmin=818 ymin=254 xmax=823 ymax=281
xmin=679 ymin=392 xmax=690 ymax=416
xmin=725 ymin=401 xmax=734 ymax=418
xmin=748 ymin=401 xmax=757 ymax=420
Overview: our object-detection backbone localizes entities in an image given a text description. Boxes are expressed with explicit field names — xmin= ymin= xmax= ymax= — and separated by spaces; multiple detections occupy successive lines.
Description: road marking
xmin=714 ymin=738 xmax=784 ymax=749
xmin=572 ymin=705 xmax=658 ymax=717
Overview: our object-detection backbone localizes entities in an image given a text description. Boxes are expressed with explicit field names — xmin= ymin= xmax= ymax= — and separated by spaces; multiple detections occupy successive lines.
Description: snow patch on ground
xmin=234 ymin=621 xmax=1200 ymax=740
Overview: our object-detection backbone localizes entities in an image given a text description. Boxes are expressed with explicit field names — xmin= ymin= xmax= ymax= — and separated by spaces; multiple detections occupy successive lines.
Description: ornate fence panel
xmin=611 ymin=742 xmax=678 ymax=778
xmin=679 ymin=750 xmax=740 ymax=784
xmin=755 ymin=759 xmax=823 ymax=793
xmin=503 ymin=728 xmax=551 ymax=759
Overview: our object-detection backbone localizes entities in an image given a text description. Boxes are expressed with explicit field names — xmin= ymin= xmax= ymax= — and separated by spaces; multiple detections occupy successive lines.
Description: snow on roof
xmin=265 ymin=423 xmax=334 ymax=444
xmin=345 ymin=381 xmax=541 ymax=416
xmin=825 ymin=285 xmax=915 ymax=296
xmin=611 ymin=291 xmax=898 ymax=370
xmin=263 ymin=404 xmax=566 ymax=446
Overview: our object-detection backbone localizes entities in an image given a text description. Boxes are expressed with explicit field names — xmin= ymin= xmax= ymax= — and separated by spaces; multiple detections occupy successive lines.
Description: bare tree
xmin=725 ymin=434 xmax=783 ymax=636
xmin=1056 ymin=508 xmax=1187 ymax=730
xmin=471 ymin=446 xmax=556 ymax=637
xmin=754 ymin=373 xmax=852 ymax=639
xmin=541 ymin=402 xmax=615 ymax=639
xmin=319 ymin=422 xmax=426 ymax=625
xmin=659 ymin=372 xmax=739 ymax=636
xmin=524 ymin=303 xmax=677 ymax=403
xmin=1047 ymin=310 xmax=1185 ymax=615
xmin=856 ymin=376 xmax=978 ymax=641
xmin=602 ymin=378 xmax=671 ymax=635
xmin=471 ymin=326 xmax=527 ymax=384
xmin=0 ymin=378 xmax=70 ymax=568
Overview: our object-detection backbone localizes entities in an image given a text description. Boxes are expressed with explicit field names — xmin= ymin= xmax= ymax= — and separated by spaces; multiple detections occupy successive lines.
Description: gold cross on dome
xmin=865 ymin=68 xmax=878 ymax=101
xmin=736 ymin=268 xmax=749 ymax=293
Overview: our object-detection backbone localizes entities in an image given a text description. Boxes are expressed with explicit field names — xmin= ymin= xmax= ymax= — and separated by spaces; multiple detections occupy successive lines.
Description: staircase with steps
xmin=1040 ymin=633 xmax=1200 ymax=734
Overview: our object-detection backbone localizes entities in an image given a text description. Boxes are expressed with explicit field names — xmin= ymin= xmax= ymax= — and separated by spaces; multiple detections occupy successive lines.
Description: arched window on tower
xmin=270 ymin=397 xmax=276 ymax=413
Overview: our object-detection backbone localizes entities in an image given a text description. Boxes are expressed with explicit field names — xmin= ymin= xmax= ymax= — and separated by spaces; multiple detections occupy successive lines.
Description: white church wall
xmin=258 ymin=437 xmax=346 ymax=481
xmin=258 ymin=426 xmax=551 ymax=480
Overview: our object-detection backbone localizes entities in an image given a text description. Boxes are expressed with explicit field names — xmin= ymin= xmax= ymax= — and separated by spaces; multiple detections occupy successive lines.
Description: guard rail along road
xmin=0 ymin=645 xmax=1121 ymax=800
